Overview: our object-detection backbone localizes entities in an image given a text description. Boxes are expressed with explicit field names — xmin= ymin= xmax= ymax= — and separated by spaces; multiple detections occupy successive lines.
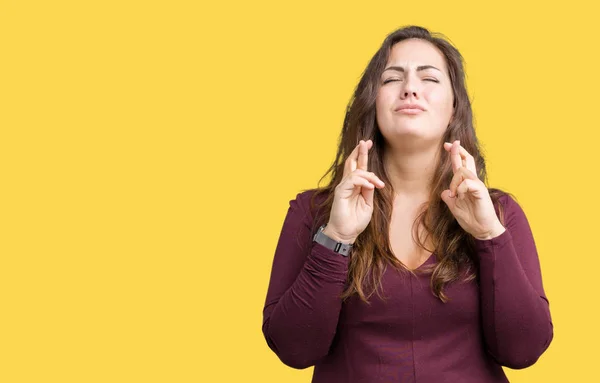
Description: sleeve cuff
xmin=473 ymin=227 xmax=513 ymax=257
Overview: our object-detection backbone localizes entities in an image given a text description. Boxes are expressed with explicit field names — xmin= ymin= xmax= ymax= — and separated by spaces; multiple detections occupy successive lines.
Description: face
xmin=376 ymin=38 xmax=454 ymax=145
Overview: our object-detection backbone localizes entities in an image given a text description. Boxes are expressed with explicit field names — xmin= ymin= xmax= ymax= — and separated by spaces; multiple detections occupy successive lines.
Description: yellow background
xmin=1 ymin=0 xmax=596 ymax=381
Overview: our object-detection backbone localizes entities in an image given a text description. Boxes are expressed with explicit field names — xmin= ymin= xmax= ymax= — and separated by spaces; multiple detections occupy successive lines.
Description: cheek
xmin=425 ymin=89 xmax=453 ymax=116
xmin=375 ymin=92 xmax=389 ymax=115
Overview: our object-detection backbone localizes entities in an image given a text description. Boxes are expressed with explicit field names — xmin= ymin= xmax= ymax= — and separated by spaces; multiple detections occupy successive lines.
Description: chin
xmin=389 ymin=122 xmax=426 ymax=135
xmin=381 ymin=124 xmax=441 ymax=145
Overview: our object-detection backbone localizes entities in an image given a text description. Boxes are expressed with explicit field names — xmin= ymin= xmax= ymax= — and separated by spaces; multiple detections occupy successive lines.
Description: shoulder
xmin=489 ymin=187 xmax=519 ymax=207
xmin=290 ymin=187 xmax=331 ymax=228
xmin=488 ymin=188 xmax=529 ymax=227
xmin=293 ymin=187 xmax=329 ymax=209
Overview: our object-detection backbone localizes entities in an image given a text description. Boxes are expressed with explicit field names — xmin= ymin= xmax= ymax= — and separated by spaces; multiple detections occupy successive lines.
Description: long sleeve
xmin=262 ymin=191 xmax=349 ymax=369
xmin=475 ymin=194 xmax=554 ymax=369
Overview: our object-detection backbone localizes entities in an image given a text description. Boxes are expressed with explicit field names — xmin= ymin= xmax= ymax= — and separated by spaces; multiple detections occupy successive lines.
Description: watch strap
xmin=312 ymin=224 xmax=352 ymax=257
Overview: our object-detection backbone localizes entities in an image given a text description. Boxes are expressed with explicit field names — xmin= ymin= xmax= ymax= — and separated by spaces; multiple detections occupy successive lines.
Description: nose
xmin=400 ymin=76 xmax=419 ymax=100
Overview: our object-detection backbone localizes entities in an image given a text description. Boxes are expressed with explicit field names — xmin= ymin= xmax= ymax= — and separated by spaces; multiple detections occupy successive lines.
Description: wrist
xmin=473 ymin=221 xmax=506 ymax=240
xmin=323 ymin=225 xmax=356 ymax=244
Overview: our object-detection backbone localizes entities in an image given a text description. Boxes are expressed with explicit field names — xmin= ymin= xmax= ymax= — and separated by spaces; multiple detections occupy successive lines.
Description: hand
xmin=325 ymin=140 xmax=385 ymax=244
xmin=440 ymin=140 xmax=506 ymax=240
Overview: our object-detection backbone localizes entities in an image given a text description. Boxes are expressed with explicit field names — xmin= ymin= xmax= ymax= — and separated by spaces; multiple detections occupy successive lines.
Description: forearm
xmin=262 ymin=242 xmax=348 ymax=369
xmin=476 ymin=229 xmax=553 ymax=369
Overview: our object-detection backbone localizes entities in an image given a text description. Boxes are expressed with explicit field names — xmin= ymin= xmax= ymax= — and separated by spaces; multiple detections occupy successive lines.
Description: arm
xmin=475 ymin=194 xmax=554 ymax=369
xmin=262 ymin=191 xmax=349 ymax=369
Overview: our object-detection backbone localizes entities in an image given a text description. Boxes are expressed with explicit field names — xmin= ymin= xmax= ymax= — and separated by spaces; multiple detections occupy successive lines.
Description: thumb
xmin=440 ymin=189 xmax=454 ymax=209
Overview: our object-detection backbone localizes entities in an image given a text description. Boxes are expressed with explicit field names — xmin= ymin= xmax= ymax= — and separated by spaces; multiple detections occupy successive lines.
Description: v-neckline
xmin=406 ymin=252 xmax=436 ymax=271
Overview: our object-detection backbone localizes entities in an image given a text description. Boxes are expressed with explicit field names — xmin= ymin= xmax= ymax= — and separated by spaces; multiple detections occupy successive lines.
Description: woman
xmin=262 ymin=25 xmax=553 ymax=382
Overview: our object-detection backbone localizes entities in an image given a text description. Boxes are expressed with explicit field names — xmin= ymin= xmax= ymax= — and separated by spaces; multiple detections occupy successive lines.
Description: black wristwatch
xmin=312 ymin=224 xmax=353 ymax=257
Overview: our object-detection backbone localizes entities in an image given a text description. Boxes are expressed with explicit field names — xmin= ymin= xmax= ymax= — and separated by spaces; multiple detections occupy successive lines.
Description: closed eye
xmin=383 ymin=78 xmax=439 ymax=84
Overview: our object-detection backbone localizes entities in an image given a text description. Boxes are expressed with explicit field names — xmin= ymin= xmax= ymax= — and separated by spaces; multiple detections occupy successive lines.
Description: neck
xmin=383 ymin=139 xmax=441 ymax=201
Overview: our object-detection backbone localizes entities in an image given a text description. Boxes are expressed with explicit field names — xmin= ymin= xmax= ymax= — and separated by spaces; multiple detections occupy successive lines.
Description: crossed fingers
xmin=444 ymin=140 xmax=480 ymax=198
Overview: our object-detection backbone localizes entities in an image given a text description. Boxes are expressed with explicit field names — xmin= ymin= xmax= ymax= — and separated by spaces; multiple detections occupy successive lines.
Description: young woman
xmin=262 ymin=25 xmax=553 ymax=382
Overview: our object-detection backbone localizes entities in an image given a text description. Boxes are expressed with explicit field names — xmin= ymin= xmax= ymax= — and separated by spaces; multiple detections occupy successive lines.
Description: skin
xmin=376 ymin=39 xmax=455 ymax=149
xmin=376 ymin=38 xmax=454 ymax=200
xmin=441 ymin=140 xmax=506 ymax=240
xmin=325 ymin=39 xmax=505 ymax=244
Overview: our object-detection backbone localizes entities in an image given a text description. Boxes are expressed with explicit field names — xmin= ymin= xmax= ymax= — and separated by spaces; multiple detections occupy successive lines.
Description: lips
xmin=394 ymin=104 xmax=425 ymax=112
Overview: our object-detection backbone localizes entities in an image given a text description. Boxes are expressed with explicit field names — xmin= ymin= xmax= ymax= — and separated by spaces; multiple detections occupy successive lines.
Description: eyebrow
xmin=382 ymin=65 xmax=441 ymax=73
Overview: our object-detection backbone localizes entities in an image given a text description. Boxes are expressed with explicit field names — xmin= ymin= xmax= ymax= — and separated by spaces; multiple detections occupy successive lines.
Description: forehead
xmin=385 ymin=38 xmax=448 ymax=70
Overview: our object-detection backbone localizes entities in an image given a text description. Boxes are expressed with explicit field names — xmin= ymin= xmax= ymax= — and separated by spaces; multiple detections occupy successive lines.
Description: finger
xmin=456 ymin=178 xmax=479 ymax=200
xmin=351 ymin=169 xmax=385 ymax=188
xmin=440 ymin=189 xmax=456 ymax=209
xmin=336 ymin=170 xmax=384 ymax=196
xmin=360 ymin=182 xmax=375 ymax=207
xmin=451 ymin=140 xmax=462 ymax=172
xmin=444 ymin=141 xmax=477 ymax=174
xmin=347 ymin=175 xmax=375 ymax=192
xmin=444 ymin=142 xmax=465 ymax=168
xmin=456 ymin=179 xmax=468 ymax=200
xmin=462 ymin=149 xmax=476 ymax=175
xmin=343 ymin=140 xmax=372 ymax=178
xmin=449 ymin=168 xmax=479 ymax=197
xmin=357 ymin=140 xmax=369 ymax=171
xmin=448 ymin=169 xmax=464 ymax=197
xmin=343 ymin=141 xmax=362 ymax=178
xmin=458 ymin=166 xmax=478 ymax=181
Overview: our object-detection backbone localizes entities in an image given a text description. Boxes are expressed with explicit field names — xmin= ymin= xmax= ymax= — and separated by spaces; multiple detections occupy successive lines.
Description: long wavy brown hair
xmin=303 ymin=25 xmax=513 ymax=303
